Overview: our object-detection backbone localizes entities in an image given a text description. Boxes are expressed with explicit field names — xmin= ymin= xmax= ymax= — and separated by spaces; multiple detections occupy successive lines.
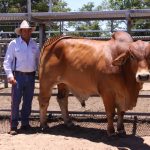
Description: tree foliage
xmin=68 ymin=2 xmax=102 ymax=37
xmin=46 ymin=0 xmax=71 ymax=36
xmin=0 ymin=0 xmax=71 ymax=13
xmin=108 ymin=0 xmax=150 ymax=36
xmin=52 ymin=0 xmax=71 ymax=12
xmin=109 ymin=0 xmax=150 ymax=10
xmin=0 ymin=0 xmax=26 ymax=13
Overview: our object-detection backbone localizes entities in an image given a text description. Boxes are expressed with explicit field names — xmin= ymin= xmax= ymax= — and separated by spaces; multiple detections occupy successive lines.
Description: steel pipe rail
xmin=0 ymin=109 xmax=150 ymax=117
xmin=0 ymin=91 xmax=150 ymax=99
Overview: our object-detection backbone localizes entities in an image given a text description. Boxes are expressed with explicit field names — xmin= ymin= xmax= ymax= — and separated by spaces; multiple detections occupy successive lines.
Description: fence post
xmin=4 ymin=76 xmax=8 ymax=88
xmin=132 ymin=116 xmax=137 ymax=135
xmin=0 ymin=44 xmax=2 ymax=83
xmin=0 ymin=44 xmax=8 ymax=88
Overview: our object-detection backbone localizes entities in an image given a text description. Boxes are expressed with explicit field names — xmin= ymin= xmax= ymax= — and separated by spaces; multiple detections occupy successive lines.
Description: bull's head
xmin=112 ymin=40 xmax=150 ymax=83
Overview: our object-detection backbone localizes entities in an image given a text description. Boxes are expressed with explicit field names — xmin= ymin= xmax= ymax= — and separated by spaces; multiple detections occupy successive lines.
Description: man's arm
xmin=3 ymin=41 xmax=17 ymax=84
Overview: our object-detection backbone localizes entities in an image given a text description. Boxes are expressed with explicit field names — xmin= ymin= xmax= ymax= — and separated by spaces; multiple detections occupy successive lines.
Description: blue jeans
xmin=10 ymin=72 xmax=35 ymax=128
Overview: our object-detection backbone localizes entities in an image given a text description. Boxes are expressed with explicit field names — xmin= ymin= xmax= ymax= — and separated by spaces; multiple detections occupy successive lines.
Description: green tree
xmin=45 ymin=0 xmax=71 ymax=37
xmin=0 ymin=0 xmax=71 ymax=37
xmin=68 ymin=2 xmax=101 ymax=37
xmin=80 ymin=2 xmax=95 ymax=11
xmin=0 ymin=0 xmax=52 ymax=13
xmin=52 ymin=0 xmax=70 ymax=12
xmin=107 ymin=0 xmax=150 ymax=36
xmin=0 ymin=0 xmax=27 ymax=13
xmin=32 ymin=0 xmax=49 ymax=12
xmin=109 ymin=0 xmax=150 ymax=10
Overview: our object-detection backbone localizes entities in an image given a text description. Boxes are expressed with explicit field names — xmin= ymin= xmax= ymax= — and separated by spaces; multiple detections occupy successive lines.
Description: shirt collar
xmin=19 ymin=36 xmax=32 ymax=44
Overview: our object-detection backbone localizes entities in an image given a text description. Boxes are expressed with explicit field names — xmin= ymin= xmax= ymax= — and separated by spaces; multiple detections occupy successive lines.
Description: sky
xmin=64 ymin=0 xmax=102 ymax=11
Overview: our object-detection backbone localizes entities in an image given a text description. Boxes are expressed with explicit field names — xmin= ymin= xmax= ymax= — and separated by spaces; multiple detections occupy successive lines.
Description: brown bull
xmin=39 ymin=31 xmax=150 ymax=136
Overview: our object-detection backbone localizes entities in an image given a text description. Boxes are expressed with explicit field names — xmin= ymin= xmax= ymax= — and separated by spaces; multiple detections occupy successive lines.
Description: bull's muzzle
xmin=136 ymin=72 xmax=150 ymax=82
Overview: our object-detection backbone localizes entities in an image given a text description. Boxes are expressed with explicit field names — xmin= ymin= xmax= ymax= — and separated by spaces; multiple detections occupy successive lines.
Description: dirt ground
xmin=0 ymin=83 xmax=150 ymax=150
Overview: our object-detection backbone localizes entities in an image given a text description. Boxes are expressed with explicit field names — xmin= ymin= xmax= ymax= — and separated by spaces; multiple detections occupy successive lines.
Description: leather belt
xmin=14 ymin=71 xmax=35 ymax=76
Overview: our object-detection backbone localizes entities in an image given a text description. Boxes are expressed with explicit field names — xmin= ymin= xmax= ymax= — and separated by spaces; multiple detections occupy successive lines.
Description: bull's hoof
xmin=107 ymin=128 xmax=116 ymax=137
xmin=107 ymin=132 xmax=117 ymax=137
xmin=106 ymin=132 xmax=119 ymax=141
xmin=64 ymin=120 xmax=74 ymax=128
xmin=117 ymin=130 xmax=126 ymax=137
xmin=40 ymin=124 xmax=49 ymax=132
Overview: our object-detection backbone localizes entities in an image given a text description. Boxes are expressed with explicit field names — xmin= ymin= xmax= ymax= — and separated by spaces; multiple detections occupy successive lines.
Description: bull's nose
xmin=138 ymin=74 xmax=150 ymax=81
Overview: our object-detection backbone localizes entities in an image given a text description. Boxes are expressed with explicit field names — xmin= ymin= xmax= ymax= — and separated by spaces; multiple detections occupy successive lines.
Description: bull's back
xmin=54 ymin=39 xmax=111 ymax=70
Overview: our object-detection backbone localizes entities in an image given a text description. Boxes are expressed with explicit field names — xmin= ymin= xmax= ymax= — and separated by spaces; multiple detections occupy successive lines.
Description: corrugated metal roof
xmin=0 ymin=13 xmax=28 ymax=22
xmin=0 ymin=9 xmax=149 ymax=22
xmin=32 ymin=11 xmax=126 ymax=21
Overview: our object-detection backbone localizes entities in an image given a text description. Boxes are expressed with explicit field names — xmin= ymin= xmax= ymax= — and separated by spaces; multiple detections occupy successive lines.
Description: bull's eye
xmin=147 ymin=57 xmax=150 ymax=64
xmin=148 ymin=57 xmax=150 ymax=60
xmin=130 ymin=54 xmax=135 ymax=60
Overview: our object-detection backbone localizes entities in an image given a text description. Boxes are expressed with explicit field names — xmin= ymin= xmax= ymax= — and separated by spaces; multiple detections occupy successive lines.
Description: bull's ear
xmin=112 ymin=52 xmax=129 ymax=66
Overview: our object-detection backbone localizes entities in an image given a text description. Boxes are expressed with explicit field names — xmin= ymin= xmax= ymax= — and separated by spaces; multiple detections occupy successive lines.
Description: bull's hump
xmin=40 ymin=35 xmax=73 ymax=59
xmin=42 ymin=35 xmax=72 ymax=50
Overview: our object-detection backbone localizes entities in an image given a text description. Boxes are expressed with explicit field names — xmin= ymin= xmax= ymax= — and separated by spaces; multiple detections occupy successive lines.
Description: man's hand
xmin=8 ymin=77 xmax=17 ymax=85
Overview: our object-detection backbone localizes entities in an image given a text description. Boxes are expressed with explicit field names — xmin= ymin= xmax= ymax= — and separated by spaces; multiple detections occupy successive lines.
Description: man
xmin=3 ymin=20 xmax=40 ymax=135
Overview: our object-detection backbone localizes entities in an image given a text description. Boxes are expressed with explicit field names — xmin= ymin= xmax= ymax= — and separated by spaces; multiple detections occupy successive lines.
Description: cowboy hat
xmin=15 ymin=20 xmax=36 ymax=35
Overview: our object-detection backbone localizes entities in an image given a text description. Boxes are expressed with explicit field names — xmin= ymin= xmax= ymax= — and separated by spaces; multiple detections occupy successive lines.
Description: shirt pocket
xmin=14 ymin=48 xmax=25 ymax=61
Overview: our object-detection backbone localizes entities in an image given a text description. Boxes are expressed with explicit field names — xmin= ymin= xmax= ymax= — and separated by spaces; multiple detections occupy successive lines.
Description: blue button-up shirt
xmin=3 ymin=36 xmax=40 ymax=78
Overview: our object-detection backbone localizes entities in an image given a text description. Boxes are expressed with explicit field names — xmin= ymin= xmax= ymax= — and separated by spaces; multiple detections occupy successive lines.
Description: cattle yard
xmin=0 ymin=1 xmax=150 ymax=139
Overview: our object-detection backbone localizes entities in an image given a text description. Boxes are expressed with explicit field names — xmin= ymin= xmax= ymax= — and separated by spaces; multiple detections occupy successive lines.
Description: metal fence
xmin=0 ymin=83 xmax=150 ymax=136
xmin=0 ymin=42 xmax=8 ymax=88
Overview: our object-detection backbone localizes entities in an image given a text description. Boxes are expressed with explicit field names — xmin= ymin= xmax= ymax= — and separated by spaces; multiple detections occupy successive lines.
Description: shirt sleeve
xmin=3 ymin=41 xmax=15 ymax=78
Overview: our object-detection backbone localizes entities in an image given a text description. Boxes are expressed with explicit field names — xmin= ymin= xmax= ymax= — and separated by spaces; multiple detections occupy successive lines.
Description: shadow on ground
xmin=17 ymin=122 xmax=150 ymax=150
xmin=0 ymin=116 xmax=150 ymax=150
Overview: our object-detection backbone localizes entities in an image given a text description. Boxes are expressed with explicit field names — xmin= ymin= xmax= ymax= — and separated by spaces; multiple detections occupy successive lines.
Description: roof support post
xmin=39 ymin=24 xmax=46 ymax=50
xmin=48 ymin=0 xmax=52 ymax=12
xmin=126 ymin=11 xmax=131 ymax=34
xmin=27 ymin=0 xmax=32 ymax=21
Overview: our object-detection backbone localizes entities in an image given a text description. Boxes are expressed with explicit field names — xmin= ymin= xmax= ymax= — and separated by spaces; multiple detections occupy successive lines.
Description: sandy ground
xmin=0 ymin=83 xmax=150 ymax=150
xmin=0 ymin=133 xmax=150 ymax=150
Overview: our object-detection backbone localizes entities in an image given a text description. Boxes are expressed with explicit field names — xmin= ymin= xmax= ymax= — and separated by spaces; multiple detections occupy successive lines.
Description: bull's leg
xmin=117 ymin=110 xmax=126 ymax=136
xmin=39 ymin=80 xmax=54 ymax=129
xmin=57 ymin=83 xmax=72 ymax=127
xmin=106 ymin=112 xmax=116 ymax=136
xmin=101 ymin=94 xmax=116 ymax=136
xmin=39 ymin=96 xmax=50 ymax=129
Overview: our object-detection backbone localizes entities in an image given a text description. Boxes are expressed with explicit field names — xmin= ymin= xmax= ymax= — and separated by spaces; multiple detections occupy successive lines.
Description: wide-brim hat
xmin=15 ymin=20 xmax=36 ymax=35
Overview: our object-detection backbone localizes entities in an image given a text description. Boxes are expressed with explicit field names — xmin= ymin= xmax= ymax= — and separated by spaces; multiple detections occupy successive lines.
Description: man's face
xmin=20 ymin=28 xmax=32 ymax=41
